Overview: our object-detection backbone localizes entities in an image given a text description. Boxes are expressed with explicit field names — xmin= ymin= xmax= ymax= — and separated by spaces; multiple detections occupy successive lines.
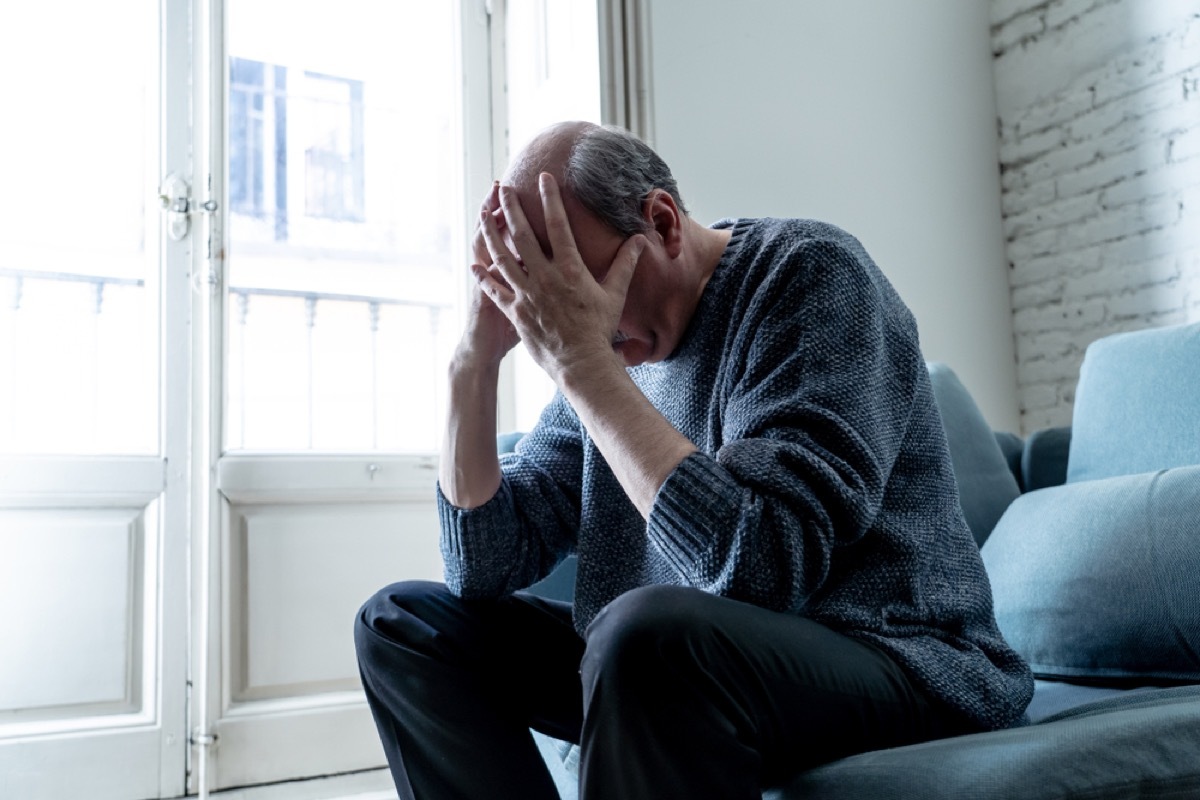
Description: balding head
xmin=504 ymin=120 xmax=597 ymax=193
xmin=500 ymin=122 xmax=687 ymax=258
xmin=498 ymin=122 xmax=599 ymax=260
xmin=487 ymin=122 xmax=719 ymax=368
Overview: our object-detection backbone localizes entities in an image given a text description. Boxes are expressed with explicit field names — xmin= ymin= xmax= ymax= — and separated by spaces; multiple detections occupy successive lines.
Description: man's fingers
xmin=498 ymin=185 xmax=544 ymax=265
xmin=479 ymin=208 xmax=527 ymax=290
xmin=477 ymin=182 xmax=505 ymax=238
xmin=472 ymin=182 xmax=504 ymax=264
xmin=479 ymin=180 xmax=500 ymax=213
xmin=538 ymin=173 xmax=582 ymax=263
xmin=470 ymin=262 xmax=516 ymax=306
xmin=603 ymin=234 xmax=645 ymax=303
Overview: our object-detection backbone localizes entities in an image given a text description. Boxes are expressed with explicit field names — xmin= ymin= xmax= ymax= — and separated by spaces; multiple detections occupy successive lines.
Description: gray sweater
xmin=438 ymin=218 xmax=1034 ymax=730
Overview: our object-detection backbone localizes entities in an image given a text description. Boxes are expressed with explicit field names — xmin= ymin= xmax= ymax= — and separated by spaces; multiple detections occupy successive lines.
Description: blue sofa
xmin=512 ymin=322 xmax=1200 ymax=799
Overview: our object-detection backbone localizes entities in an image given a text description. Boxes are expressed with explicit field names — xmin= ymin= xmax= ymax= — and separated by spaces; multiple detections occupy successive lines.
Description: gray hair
xmin=563 ymin=125 xmax=687 ymax=238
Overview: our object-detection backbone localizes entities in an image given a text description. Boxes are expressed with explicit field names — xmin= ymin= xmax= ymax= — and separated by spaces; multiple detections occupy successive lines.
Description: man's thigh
xmin=585 ymin=585 xmax=956 ymax=777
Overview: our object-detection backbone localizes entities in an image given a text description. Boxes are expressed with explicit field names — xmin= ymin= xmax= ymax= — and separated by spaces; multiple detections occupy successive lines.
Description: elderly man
xmin=355 ymin=122 xmax=1032 ymax=800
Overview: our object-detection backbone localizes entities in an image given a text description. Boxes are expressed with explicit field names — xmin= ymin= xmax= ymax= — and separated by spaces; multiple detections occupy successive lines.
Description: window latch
xmin=158 ymin=173 xmax=218 ymax=241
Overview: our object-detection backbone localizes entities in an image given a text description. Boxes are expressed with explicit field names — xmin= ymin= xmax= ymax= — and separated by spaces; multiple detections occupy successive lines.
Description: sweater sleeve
xmin=646 ymin=237 xmax=922 ymax=613
xmin=438 ymin=391 xmax=584 ymax=598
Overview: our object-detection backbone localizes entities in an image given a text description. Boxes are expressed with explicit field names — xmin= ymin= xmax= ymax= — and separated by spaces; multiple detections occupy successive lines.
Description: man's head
xmin=564 ymin=123 xmax=688 ymax=239
xmin=501 ymin=122 xmax=687 ymax=265
xmin=498 ymin=121 xmax=716 ymax=366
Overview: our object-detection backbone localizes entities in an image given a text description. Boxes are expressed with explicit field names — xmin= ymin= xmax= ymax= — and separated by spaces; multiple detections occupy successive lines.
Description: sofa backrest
xmin=927 ymin=362 xmax=1022 ymax=547
xmin=1068 ymin=322 xmax=1200 ymax=483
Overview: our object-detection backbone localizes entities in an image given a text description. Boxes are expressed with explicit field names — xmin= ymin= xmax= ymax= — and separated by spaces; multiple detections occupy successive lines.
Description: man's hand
xmin=457 ymin=181 xmax=520 ymax=371
xmin=470 ymin=172 xmax=694 ymax=522
xmin=473 ymin=173 xmax=646 ymax=385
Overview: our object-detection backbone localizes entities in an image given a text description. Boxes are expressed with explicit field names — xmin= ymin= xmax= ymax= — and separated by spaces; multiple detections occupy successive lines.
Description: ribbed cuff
xmin=646 ymin=452 xmax=744 ymax=577
xmin=436 ymin=480 xmax=512 ymax=570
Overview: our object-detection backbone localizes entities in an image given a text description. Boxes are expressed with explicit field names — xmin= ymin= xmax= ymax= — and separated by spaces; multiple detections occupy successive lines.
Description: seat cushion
xmin=926 ymin=362 xmax=1021 ymax=547
xmin=1025 ymin=678 xmax=1151 ymax=723
xmin=981 ymin=465 xmax=1200 ymax=684
xmin=767 ymin=686 xmax=1200 ymax=799
xmin=1068 ymin=322 xmax=1200 ymax=483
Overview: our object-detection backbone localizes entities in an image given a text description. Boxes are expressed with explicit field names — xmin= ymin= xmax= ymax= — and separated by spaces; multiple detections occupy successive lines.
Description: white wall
xmin=992 ymin=0 xmax=1200 ymax=431
xmin=642 ymin=0 xmax=1020 ymax=431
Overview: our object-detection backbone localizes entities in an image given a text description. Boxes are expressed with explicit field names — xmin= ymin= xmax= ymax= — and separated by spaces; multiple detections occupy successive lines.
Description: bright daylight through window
xmin=0 ymin=1 xmax=157 ymax=456
xmin=225 ymin=0 xmax=461 ymax=453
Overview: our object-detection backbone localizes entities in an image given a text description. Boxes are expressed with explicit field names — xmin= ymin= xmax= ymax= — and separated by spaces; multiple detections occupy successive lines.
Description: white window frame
xmin=188 ymin=0 xmax=509 ymax=793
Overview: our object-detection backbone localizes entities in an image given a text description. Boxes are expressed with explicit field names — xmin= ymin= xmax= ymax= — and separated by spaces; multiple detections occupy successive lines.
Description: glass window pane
xmin=0 ymin=1 xmax=158 ymax=455
xmin=226 ymin=0 xmax=460 ymax=453
xmin=505 ymin=0 xmax=602 ymax=433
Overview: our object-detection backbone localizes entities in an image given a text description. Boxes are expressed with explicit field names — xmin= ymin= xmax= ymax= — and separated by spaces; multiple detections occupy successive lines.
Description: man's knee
xmin=582 ymin=585 xmax=713 ymax=690
xmin=354 ymin=580 xmax=451 ymax=667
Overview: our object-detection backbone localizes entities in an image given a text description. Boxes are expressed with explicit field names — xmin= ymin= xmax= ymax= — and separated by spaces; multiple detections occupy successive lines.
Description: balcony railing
xmin=0 ymin=268 xmax=144 ymax=310
xmin=0 ymin=269 xmax=452 ymax=455
xmin=0 ymin=268 xmax=155 ymax=455
xmin=226 ymin=285 xmax=452 ymax=452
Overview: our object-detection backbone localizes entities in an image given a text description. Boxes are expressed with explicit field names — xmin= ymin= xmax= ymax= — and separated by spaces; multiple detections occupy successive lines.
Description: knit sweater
xmin=438 ymin=217 xmax=1034 ymax=731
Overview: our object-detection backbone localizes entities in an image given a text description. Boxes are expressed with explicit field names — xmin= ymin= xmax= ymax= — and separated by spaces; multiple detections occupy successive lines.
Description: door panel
xmin=231 ymin=501 xmax=442 ymax=702
xmin=0 ymin=460 xmax=183 ymax=800
xmin=0 ymin=507 xmax=146 ymax=719
xmin=211 ymin=456 xmax=443 ymax=786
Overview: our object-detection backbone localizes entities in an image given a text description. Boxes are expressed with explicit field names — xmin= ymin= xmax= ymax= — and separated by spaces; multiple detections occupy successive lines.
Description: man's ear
xmin=643 ymin=189 xmax=684 ymax=259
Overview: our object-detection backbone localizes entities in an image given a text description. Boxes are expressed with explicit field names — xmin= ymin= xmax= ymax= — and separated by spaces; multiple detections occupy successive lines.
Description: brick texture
xmin=992 ymin=0 xmax=1200 ymax=432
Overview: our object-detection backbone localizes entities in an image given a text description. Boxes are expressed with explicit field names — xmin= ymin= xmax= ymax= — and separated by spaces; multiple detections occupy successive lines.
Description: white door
xmin=192 ymin=0 xmax=499 ymax=790
xmin=0 ymin=1 xmax=192 ymax=798
xmin=195 ymin=0 xmax=608 ymax=789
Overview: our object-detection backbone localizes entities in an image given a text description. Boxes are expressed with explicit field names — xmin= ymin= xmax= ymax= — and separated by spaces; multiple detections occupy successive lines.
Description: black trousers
xmin=354 ymin=581 xmax=968 ymax=800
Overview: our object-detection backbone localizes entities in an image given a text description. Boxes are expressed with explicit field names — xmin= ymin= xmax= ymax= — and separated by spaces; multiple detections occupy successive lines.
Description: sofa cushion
xmin=1068 ymin=322 xmax=1200 ymax=483
xmin=1024 ymin=678 xmax=1151 ymax=723
xmin=981 ymin=465 xmax=1200 ymax=684
xmin=926 ymin=362 xmax=1021 ymax=547
xmin=767 ymin=686 xmax=1200 ymax=799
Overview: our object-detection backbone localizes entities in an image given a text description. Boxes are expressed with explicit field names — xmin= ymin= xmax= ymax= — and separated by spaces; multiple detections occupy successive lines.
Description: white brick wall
xmin=992 ymin=0 xmax=1200 ymax=432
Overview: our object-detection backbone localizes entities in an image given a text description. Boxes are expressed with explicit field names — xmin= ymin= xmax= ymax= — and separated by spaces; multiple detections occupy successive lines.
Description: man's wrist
xmin=449 ymin=345 xmax=504 ymax=383
xmin=553 ymin=346 xmax=627 ymax=394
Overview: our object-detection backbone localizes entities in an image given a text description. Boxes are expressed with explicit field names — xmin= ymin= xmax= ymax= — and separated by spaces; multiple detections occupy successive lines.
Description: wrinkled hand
xmin=458 ymin=181 xmax=520 ymax=369
xmin=473 ymin=173 xmax=645 ymax=383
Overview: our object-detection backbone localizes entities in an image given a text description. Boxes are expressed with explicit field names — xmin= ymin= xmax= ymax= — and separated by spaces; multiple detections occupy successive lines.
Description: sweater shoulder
xmin=717 ymin=218 xmax=877 ymax=285
xmin=711 ymin=218 xmax=902 ymax=322
xmin=717 ymin=216 xmax=867 ymax=253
